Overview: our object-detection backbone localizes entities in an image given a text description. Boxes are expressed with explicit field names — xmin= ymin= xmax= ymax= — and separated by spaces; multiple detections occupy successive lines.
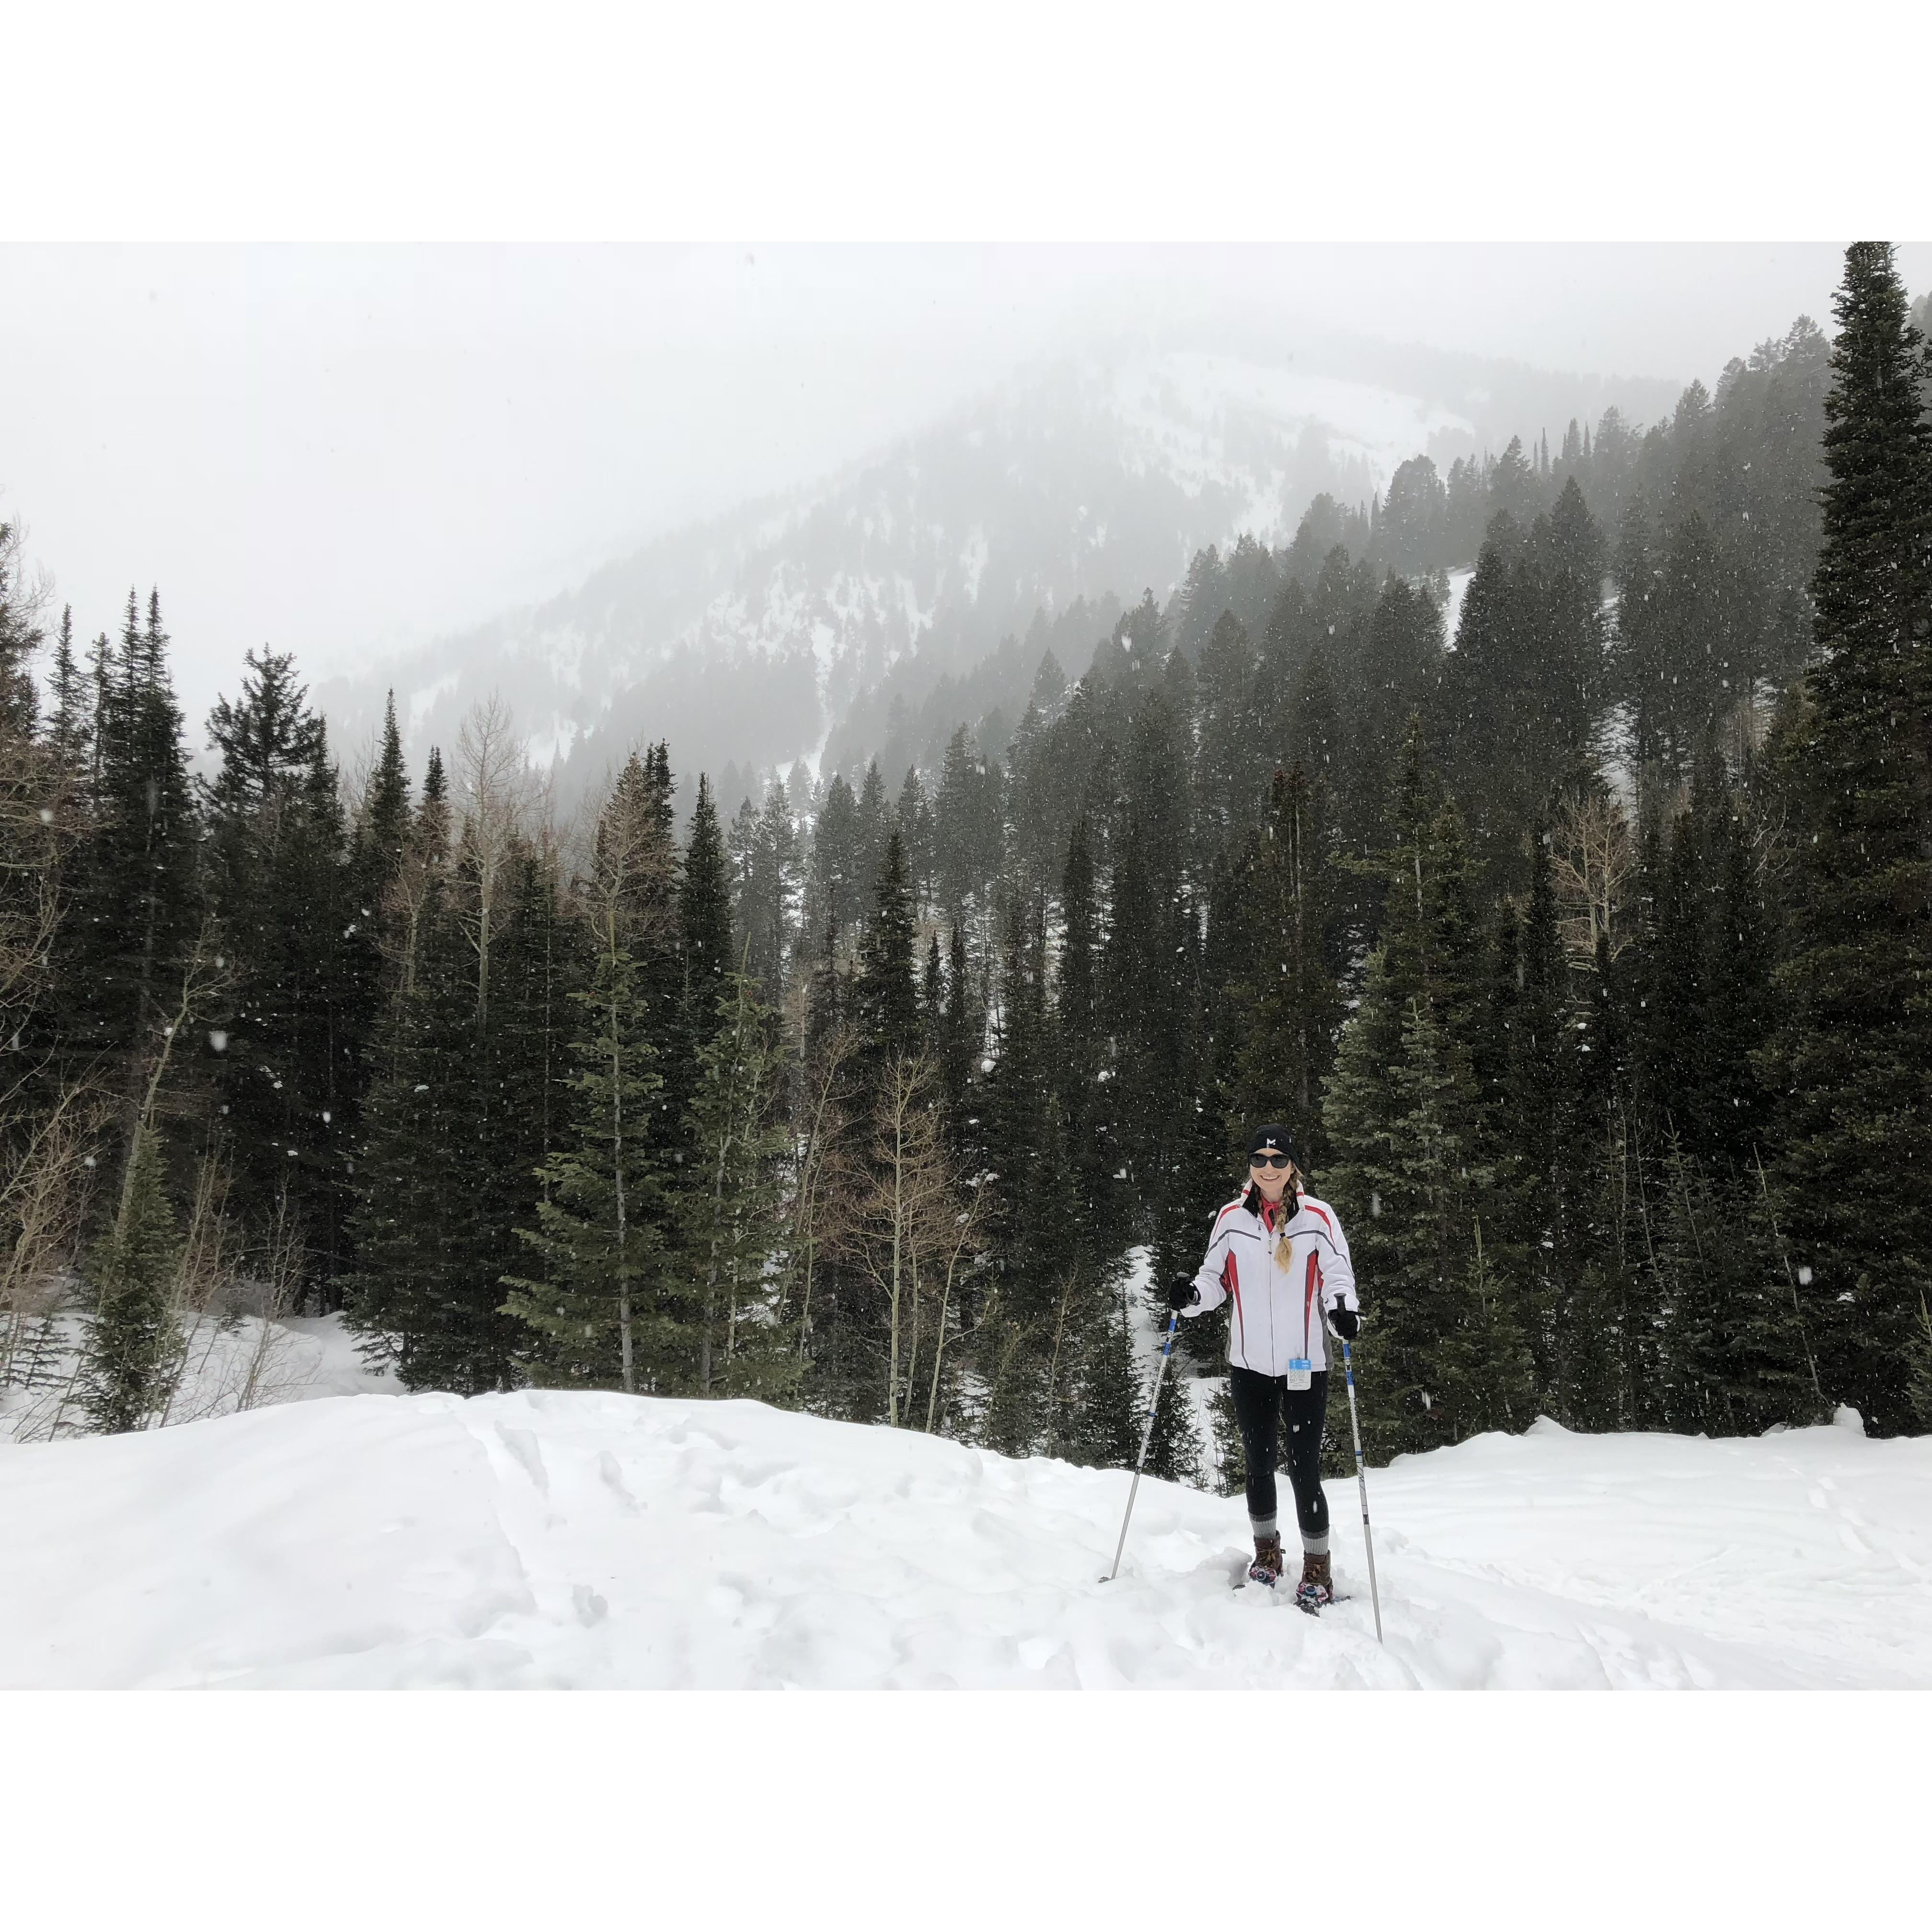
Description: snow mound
xmin=2 ymin=1393 xmax=1928 ymax=1689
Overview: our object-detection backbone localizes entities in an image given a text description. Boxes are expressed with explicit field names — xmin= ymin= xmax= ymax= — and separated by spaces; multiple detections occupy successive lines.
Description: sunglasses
xmin=1249 ymin=1152 xmax=1292 ymax=1171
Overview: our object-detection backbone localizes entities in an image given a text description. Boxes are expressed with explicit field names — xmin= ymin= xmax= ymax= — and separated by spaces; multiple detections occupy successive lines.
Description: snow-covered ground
xmin=0 ymin=1312 xmax=399 ymax=1444
xmin=2 ymin=1388 xmax=1925 ymax=1689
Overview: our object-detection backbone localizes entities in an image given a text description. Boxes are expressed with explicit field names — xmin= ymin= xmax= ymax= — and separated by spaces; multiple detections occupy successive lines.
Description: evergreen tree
xmin=807 ymin=772 xmax=862 ymax=940
xmin=1229 ymin=766 xmax=1345 ymax=1164
xmin=504 ymin=934 xmax=672 ymax=1391
xmin=505 ymin=755 xmax=685 ymax=1391
xmin=1498 ymin=827 xmax=1587 ymax=1408
xmin=936 ymin=918 xmax=975 ymax=1156
xmin=1766 ymin=242 xmax=1932 ymax=1435
xmin=357 ymin=691 xmax=412 ymax=908
xmin=346 ymin=877 xmax=526 ymax=1392
xmin=933 ymin=727 xmax=1003 ymax=916
xmin=981 ymin=891 xmax=1072 ymax=1326
xmin=856 ymin=759 xmax=891 ymax=906
xmin=853 ymin=828 xmax=920 ymax=1077
xmin=1101 ymin=692 xmax=1193 ymax=1245
xmin=895 ymin=766 xmax=934 ymax=912
xmin=203 ymin=651 xmax=370 ymax=1284
xmin=1059 ymin=1273 xmax=1141 ymax=1470
xmin=52 ymin=590 xmax=201 ymax=1112
xmin=741 ymin=776 xmax=797 ymax=1000
xmin=46 ymin=603 xmax=90 ymax=770
xmin=678 ymin=773 xmax=734 ymax=1046
xmin=81 ymin=1126 xmax=179 ymax=1434
xmin=680 ymin=970 xmax=794 ymax=1398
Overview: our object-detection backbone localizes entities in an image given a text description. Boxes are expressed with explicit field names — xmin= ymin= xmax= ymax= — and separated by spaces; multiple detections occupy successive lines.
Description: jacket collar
xmin=1243 ymin=1183 xmax=1301 ymax=1230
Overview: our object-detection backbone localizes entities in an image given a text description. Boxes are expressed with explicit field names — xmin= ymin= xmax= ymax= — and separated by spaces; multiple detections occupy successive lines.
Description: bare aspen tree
xmin=153 ymin=1144 xmax=236 ymax=1425
xmin=454 ymin=693 xmax=535 ymax=1023
xmin=0 ymin=1082 xmax=97 ymax=1392
xmin=384 ymin=781 xmax=450 ymax=1004
xmin=847 ymin=1052 xmax=951 ymax=1426
xmin=1552 ymin=787 xmax=1634 ymax=963
xmin=788 ymin=1023 xmax=856 ymax=1370
xmin=921 ymin=1172 xmax=987 ymax=1434
xmin=1043 ymin=1267 xmax=1081 ymax=1451
xmin=230 ymin=1188 xmax=308 ymax=1414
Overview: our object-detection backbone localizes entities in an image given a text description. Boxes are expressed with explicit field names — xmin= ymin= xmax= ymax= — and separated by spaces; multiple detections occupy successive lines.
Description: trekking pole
xmin=1102 ymin=1310 xmax=1180 ymax=1583
xmin=1338 ymin=1336 xmax=1384 ymax=1644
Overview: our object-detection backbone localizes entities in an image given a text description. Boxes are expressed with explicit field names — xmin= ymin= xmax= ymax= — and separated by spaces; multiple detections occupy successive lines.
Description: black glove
xmin=1327 ymin=1306 xmax=1360 ymax=1341
xmin=1166 ymin=1275 xmax=1200 ymax=1311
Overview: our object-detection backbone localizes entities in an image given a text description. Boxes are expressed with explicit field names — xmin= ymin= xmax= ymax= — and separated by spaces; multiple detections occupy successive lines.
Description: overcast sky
xmin=4 ymin=242 xmax=1927 ymax=728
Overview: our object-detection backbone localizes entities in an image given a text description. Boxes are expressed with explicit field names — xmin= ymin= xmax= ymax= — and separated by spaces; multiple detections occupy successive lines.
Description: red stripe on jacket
xmin=1222 ymin=1249 xmax=1242 ymax=1352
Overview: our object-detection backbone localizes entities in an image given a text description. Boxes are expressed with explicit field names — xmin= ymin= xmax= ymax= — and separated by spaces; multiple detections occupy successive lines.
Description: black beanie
xmin=1246 ymin=1123 xmax=1297 ymax=1162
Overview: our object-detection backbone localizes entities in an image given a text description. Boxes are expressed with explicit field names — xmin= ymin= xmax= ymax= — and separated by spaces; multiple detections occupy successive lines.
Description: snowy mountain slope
xmin=3 ymin=1391 xmax=1925 ymax=1689
xmin=315 ymin=341 xmax=1668 ymax=800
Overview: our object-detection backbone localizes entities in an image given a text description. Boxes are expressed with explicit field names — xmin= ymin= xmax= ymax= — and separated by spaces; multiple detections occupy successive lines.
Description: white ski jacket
xmin=1182 ymin=1186 xmax=1360 ymax=1377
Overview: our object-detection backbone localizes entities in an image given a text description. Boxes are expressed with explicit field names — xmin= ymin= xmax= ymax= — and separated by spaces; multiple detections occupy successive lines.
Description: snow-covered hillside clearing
xmin=0 ymin=1311 xmax=397 ymax=1444
xmin=3 ymin=1390 xmax=1926 ymax=1689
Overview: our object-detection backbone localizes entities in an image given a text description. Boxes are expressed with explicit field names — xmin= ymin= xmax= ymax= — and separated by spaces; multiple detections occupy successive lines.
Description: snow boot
xmin=1294 ymin=1550 xmax=1334 ymax=1612
xmin=1247 ymin=1531 xmax=1285 ymax=1588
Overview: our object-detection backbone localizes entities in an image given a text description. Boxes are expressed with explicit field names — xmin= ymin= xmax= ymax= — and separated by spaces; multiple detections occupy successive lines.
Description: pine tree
xmin=357 ymin=691 xmax=412 ymax=908
xmin=856 ymin=759 xmax=891 ymax=906
xmin=506 ymin=759 xmax=681 ymax=1392
xmin=52 ymin=590 xmax=201 ymax=1113
xmin=1060 ymin=1273 xmax=1142 ymax=1471
xmin=479 ymin=845 xmax=574 ymax=1335
xmin=895 ymin=764 xmax=934 ymax=912
xmin=678 ymin=774 xmax=734 ymax=1046
xmin=1055 ymin=815 xmax=1118 ymax=1236
xmin=853 ymin=828 xmax=920 ymax=1077
xmin=203 ymin=651 xmax=369 ymax=1285
xmin=1496 ymin=827 xmax=1585 ymax=1412
xmin=936 ymin=917 xmax=975 ymax=1157
xmin=1766 ymin=242 xmax=1932 ymax=1435
xmin=1230 ymin=766 xmax=1344 ymax=1164
xmin=981 ymin=891 xmax=1075 ymax=1327
xmin=346 ymin=879 xmax=526 ymax=1393
xmin=46 ymin=604 xmax=90 ymax=770
xmin=1143 ymin=1352 xmax=1206 ymax=1485
xmin=680 ymin=971 xmax=794 ymax=1398
xmin=1101 ymin=692 xmax=1193 ymax=1246
xmin=933 ymin=727 xmax=1003 ymax=917
xmin=741 ymin=776 xmax=796 ymax=1001
xmin=504 ymin=945 xmax=670 ymax=1391
xmin=807 ymin=771 xmax=862 ymax=940
xmin=81 ymin=1125 xmax=180 ymax=1433
xmin=1321 ymin=742 xmax=1522 ymax=1455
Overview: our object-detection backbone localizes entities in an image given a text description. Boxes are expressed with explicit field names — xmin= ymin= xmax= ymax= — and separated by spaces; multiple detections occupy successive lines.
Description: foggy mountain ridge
xmin=313 ymin=337 xmax=1681 ymax=809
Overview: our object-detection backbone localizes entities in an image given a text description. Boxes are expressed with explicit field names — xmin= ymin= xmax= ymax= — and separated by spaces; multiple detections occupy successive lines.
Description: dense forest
xmin=3 ymin=245 xmax=1929 ymax=1479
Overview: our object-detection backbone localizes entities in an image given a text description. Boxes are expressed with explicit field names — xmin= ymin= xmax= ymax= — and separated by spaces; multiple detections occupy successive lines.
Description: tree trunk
xmin=610 ymin=959 xmax=632 ymax=1396
xmin=887 ymin=1113 xmax=903 ymax=1426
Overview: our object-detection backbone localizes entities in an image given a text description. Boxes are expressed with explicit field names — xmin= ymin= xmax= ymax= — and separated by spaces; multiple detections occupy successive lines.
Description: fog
xmin=3 ymin=241 xmax=1927 ymax=727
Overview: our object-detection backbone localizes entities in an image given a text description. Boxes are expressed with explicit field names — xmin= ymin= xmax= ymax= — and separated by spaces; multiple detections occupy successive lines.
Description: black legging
xmin=1230 ymin=1363 xmax=1330 ymax=1544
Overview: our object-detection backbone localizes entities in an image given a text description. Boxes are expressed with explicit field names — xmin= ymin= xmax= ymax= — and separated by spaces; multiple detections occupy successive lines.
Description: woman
xmin=1167 ymin=1124 xmax=1361 ymax=1606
